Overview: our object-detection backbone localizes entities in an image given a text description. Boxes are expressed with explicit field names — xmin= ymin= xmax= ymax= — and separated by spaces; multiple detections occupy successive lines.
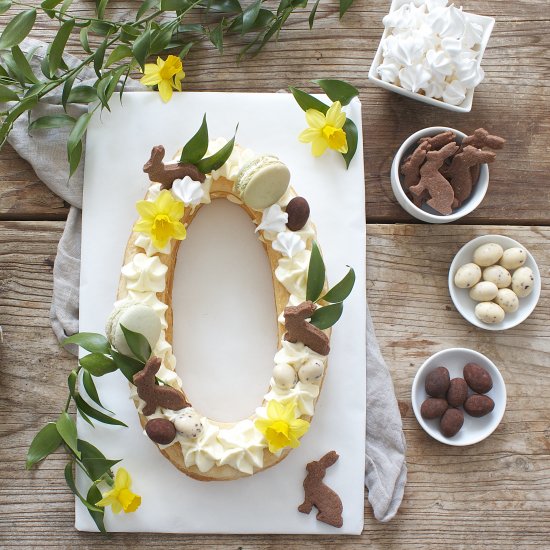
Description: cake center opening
xmin=172 ymin=198 xmax=278 ymax=423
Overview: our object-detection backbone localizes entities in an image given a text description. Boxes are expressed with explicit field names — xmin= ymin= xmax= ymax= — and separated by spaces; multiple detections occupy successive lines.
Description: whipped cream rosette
xmin=377 ymin=0 xmax=488 ymax=106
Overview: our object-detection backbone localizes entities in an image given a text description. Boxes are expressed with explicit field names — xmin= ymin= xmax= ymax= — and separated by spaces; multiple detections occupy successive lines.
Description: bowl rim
xmin=390 ymin=126 xmax=490 ymax=223
xmin=411 ymin=347 xmax=507 ymax=446
xmin=368 ymin=1 xmax=496 ymax=113
xmin=448 ymin=234 xmax=542 ymax=331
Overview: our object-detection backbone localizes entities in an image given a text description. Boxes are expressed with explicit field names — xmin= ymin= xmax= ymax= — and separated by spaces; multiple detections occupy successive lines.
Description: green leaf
xmin=209 ymin=19 xmax=225 ymax=53
xmin=80 ymin=353 xmax=118 ymax=376
xmin=96 ymin=76 xmax=111 ymax=110
xmin=26 ymin=423 xmax=62 ymax=469
xmin=111 ymin=350 xmax=144 ymax=382
xmin=339 ymin=0 xmax=354 ymax=18
xmin=137 ymin=0 xmax=159 ymax=20
xmin=62 ymin=332 xmax=111 ymax=354
xmin=74 ymin=394 xmax=127 ymax=427
xmin=78 ymin=440 xmax=120 ymax=481
xmin=320 ymin=267 xmax=355 ymax=303
xmin=120 ymin=324 xmax=151 ymax=363
xmin=150 ymin=21 xmax=176 ymax=53
xmin=56 ymin=411 xmax=81 ymax=458
xmin=64 ymin=462 xmax=104 ymax=512
xmin=41 ymin=0 xmax=63 ymax=9
xmin=0 ymin=9 xmax=36 ymax=50
xmin=29 ymin=114 xmax=75 ymax=132
xmin=96 ymin=0 xmax=109 ymax=19
xmin=94 ymin=37 xmax=108 ymax=78
xmin=341 ymin=117 xmax=358 ymax=169
xmin=66 ymin=84 xmax=97 ymax=104
xmin=10 ymin=46 xmax=39 ymax=84
xmin=308 ymin=0 xmax=321 ymax=29
xmin=81 ymin=369 xmax=112 ymax=412
xmin=79 ymin=26 xmax=91 ymax=53
xmin=241 ymin=0 xmax=261 ymax=34
xmin=68 ymin=139 xmax=82 ymax=177
xmin=89 ymin=19 xmax=116 ymax=36
xmin=205 ymin=0 xmax=241 ymax=13
xmin=179 ymin=114 xmax=208 ymax=164
xmin=178 ymin=23 xmax=203 ymax=33
xmin=178 ymin=41 xmax=194 ymax=59
xmin=132 ymin=26 xmax=151 ymax=69
xmin=289 ymin=86 xmax=328 ymax=114
xmin=105 ymin=65 xmax=127 ymax=100
xmin=313 ymin=79 xmax=359 ymax=107
xmin=67 ymin=111 xmax=92 ymax=157
xmin=68 ymin=369 xmax=78 ymax=397
xmin=86 ymin=484 xmax=106 ymax=533
xmin=60 ymin=0 xmax=73 ymax=15
xmin=0 ymin=1 xmax=12 ymax=15
xmin=106 ymin=44 xmax=133 ymax=67
xmin=48 ymin=19 xmax=74 ymax=76
xmin=306 ymin=241 xmax=325 ymax=302
xmin=0 ymin=83 xmax=18 ymax=102
xmin=195 ymin=124 xmax=238 ymax=174
xmin=230 ymin=8 xmax=273 ymax=33
xmin=310 ymin=302 xmax=343 ymax=330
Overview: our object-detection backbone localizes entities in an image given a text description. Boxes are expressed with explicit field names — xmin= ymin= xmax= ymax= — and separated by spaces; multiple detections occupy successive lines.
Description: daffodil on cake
xmin=105 ymin=116 xmax=356 ymax=481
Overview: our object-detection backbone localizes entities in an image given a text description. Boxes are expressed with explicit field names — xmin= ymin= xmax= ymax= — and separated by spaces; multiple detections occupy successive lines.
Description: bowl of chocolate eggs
xmin=449 ymin=235 xmax=541 ymax=330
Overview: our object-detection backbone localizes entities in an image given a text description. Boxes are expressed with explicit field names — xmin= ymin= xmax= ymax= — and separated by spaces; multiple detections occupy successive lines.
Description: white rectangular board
xmin=77 ymin=91 xmax=366 ymax=534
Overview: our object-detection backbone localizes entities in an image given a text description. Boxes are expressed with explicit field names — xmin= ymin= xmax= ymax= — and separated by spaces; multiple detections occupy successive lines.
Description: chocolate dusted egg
xmin=286 ymin=197 xmax=310 ymax=231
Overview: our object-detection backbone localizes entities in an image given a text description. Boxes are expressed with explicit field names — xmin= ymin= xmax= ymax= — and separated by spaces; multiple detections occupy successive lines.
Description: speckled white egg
xmin=483 ymin=265 xmax=512 ymax=288
xmin=273 ymin=363 xmax=297 ymax=389
xmin=511 ymin=266 xmax=535 ymax=298
xmin=475 ymin=302 xmax=506 ymax=324
xmin=454 ymin=263 xmax=482 ymax=289
xmin=298 ymin=359 xmax=324 ymax=385
xmin=173 ymin=409 xmax=203 ymax=440
xmin=473 ymin=243 xmax=504 ymax=267
xmin=495 ymin=288 xmax=519 ymax=313
xmin=469 ymin=281 xmax=498 ymax=302
xmin=499 ymin=247 xmax=527 ymax=270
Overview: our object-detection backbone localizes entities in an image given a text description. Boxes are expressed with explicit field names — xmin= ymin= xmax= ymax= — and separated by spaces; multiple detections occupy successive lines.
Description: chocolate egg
xmin=145 ymin=418 xmax=176 ymax=445
xmin=286 ymin=197 xmax=310 ymax=231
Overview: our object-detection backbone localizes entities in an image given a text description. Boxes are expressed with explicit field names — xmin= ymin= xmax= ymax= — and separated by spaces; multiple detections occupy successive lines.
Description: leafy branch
xmin=26 ymin=328 xmax=152 ymax=532
xmin=0 ymin=0 xmax=356 ymax=174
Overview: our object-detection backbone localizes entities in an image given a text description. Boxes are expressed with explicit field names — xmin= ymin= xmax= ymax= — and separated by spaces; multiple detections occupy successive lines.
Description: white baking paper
xmin=77 ymin=92 xmax=366 ymax=534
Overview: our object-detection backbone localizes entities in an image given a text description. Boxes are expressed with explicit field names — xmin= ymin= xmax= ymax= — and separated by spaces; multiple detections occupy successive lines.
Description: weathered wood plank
xmin=1 ymin=1 xmax=550 ymax=223
xmin=1 ymin=221 xmax=549 ymax=547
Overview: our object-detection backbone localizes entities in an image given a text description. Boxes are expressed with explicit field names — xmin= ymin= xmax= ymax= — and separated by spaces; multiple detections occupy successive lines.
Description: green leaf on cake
xmin=312 ymin=79 xmax=359 ymax=106
xmin=120 ymin=324 xmax=151 ymax=363
xmin=26 ymin=422 xmax=63 ymax=469
xmin=320 ymin=266 xmax=355 ymax=303
xmin=112 ymin=349 xmax=145 ymax=382
xmin=310 ymin=302 xmax=343 ymax=330
xmin=62 ymin=332 xmax=111 ymax=354
xmin=179 ymin=113 xmax=209 ymax=164
xmin=342 ymin=118 xmax=358 ymax=169
xmin=80 ymin=353 xmax=118 ymax=376
xmin=306 ymin=241 xmax=326 ymax=303
xmin=195 ymin=124 xmax=238 ymax=174
xmin=56 ymin=411 xmax=81 ymax=458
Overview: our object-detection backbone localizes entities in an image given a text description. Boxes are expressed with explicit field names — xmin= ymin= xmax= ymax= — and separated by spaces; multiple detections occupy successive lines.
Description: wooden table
xmin=1 ymin=1 xmax=549 ymax=547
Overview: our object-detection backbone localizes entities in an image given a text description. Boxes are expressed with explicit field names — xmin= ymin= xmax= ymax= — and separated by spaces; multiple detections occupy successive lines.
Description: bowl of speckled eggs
xmin=449 ymin=235 xmax=541 ymax=330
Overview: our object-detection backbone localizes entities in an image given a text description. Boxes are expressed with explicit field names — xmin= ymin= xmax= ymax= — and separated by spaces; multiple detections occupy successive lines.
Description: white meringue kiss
xmin=399 ymin=64 xmax=431 ymax=93
xmin=171 ymin=176 xmax=204 ymax=207
xmin=272 ymin=232 xmax=306 ymax=258
xmin=255 ymin=204 xmax=288 ymax=240
xmin=442 ymin=79 xmax=467 ymax=105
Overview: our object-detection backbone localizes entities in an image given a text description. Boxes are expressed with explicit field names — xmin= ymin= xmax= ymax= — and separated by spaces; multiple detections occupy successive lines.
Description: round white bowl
xmin=390 ymin=126 xmax=490 ymax=223
xmin=411 ymin=348 xmax=506 ymax=446
xmin=449 ymin=234 xmax=541 ymax=331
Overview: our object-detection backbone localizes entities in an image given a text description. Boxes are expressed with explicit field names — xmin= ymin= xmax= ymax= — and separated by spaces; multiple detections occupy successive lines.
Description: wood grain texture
xmin=1 ymin=222 xmax=549 ymax=547
xmin=1 ymin=0 xmax=550 ymax=223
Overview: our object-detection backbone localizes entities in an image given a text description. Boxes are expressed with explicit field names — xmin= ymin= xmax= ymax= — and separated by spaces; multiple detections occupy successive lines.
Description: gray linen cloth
xmin=7 ymin=38 xmax=406 ymax=523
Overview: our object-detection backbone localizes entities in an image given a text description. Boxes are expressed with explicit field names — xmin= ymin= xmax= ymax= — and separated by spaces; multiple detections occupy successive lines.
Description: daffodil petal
xmin=143 ymin=63 xmax=159 ymax=75
xmin=305 ymin=108 xmax=326 ymax=129
xmin=158 ymin=79 xmax=173 ymax=102
xmin=298 ymin=128 xmax=321 ymax=143
xmin=311 ymin=137 xmax=329 ymax=157
xmin=96 ymin=492 xmax=117 ymax=507
xmin=115 ymin=467 xmax=130 ymax=490
xmin=136 ymin=200 xmax=158 ymax=219
xmin=140 ymin=73 xmax=162 ymax=87
xmin=325 ymin=101 xmax=345 ymax=128
xmin=111 ymin=500 xmax=123 ymax=515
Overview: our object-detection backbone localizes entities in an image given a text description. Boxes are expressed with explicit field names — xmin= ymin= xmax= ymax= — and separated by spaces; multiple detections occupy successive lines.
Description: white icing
xmin=172 ymin=176 xmax=204 ymax=207
xmin=272 ymin=231 xmax=306 ymax=258
xmin=274 ymin=249 xmax=311 ymax=300
xmin=121 ymin=253 xmax=167 ymax=292
xmin=255 ymin=204 xmax=288 ymax=240
xmin=116 ymin=291 xmax=169 ymax=329
xmin=264 ymin=381 xmax=320 ymax=417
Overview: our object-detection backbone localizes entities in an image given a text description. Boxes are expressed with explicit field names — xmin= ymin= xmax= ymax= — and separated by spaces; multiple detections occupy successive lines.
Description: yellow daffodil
xmin=133 ymin=189 xmax=186 ymax=249
xmin=298 ymin=100 xmax=348 ymax=157
xmin=96 ymin=468 xmax=141 ymax=514
xmin=140 ymin=55 xmax=186 ymax=103
xmin=255 ymin=400 xmax=310 ymax=453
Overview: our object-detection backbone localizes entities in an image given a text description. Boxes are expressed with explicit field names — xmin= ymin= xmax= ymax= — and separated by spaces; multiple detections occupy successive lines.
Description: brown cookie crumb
xmin=133 ymin=356 xmax=189 ymax=416
xmin=298 ymin=451 xmax=343 ymax=528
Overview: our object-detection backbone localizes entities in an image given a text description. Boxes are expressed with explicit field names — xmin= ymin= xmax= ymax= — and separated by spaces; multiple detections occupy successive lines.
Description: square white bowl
xmin=368 ymin=0 xmax=495 ymax=113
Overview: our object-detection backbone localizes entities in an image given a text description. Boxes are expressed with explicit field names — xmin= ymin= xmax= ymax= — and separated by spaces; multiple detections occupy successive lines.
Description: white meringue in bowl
xmin=368 ymin=0 xmax=495 ymax=112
